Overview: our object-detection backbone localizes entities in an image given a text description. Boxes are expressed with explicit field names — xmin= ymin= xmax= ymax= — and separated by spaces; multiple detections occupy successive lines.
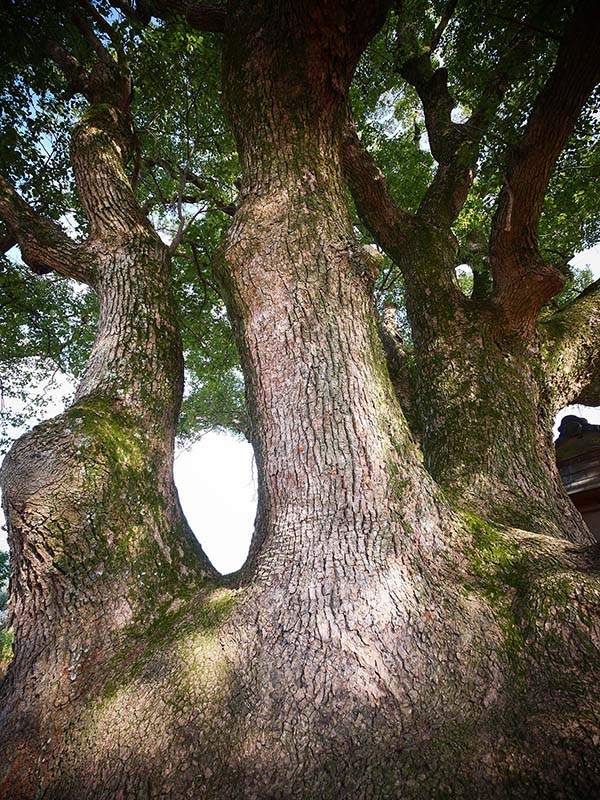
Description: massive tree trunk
xmin=1 ymin=2 xmax=600 ymax=798
xmin=343 ymin=137 xmax=592 ymax=541
xmin=398 ymin=227 xmax=591 ymax=542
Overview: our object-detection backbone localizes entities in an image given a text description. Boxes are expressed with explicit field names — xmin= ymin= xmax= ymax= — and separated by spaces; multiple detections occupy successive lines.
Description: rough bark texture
xmin=404 ymin=252 xmax=591 ymax=542
xmin=1 ymin=2 xmax=600 ymax=798
xmin=489 ymin=2 xmax=600 ymax=336
xmin=378 ymin=303 xmax=420 ymax=437
xmin=0 ymin=60 xmax=214 ymax=797
xmin=342 ymin=128 xmax=592 ymax=541
xmin=541 ymin=279 xmax=600 ymax=413
xmin=341 ymin=0 xmax=600 ymax=542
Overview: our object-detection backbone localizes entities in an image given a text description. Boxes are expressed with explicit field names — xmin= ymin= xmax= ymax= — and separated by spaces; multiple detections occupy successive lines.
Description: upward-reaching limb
xmin=489 ymin=0 xmax=600 ymax=334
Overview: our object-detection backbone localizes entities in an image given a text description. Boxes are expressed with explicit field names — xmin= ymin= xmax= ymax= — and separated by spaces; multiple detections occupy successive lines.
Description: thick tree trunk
xmin=202 ymin=4 xmax=600 ymax=797
xmin=339 ymin=1 xmax=600 ymax=546
xmin=1 ymin=3 xmax=600 ymax=798
xmin=341 ymin=132 xmax=592 ymax=543
xmin=397 ymin=229 xmax=592 ymax=543
xmin=0 ymin=93 xmax=213 ymax=796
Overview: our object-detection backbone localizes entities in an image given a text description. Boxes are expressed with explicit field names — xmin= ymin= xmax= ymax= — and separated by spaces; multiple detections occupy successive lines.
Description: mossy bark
xmin=0 ymin=68 xmax=214 ymax=796
xmin=1 ymin=3 xmax=600 ymax=798
xmin=340 ymin=3 xmax=600 ymax=546
xmin=398 ymin=228 xmax=591 ymax=543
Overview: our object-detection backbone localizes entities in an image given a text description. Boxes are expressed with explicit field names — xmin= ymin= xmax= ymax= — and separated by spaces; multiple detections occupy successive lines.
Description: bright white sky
xmin=1 ymin=244 xmax=599 ymax=572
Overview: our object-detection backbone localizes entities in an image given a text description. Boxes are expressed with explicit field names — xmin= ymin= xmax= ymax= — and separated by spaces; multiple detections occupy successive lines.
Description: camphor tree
xmin=342 ymin=0 xmax=600 ymax=543
xmin=0 ymin=0 xmax=600 ymax=798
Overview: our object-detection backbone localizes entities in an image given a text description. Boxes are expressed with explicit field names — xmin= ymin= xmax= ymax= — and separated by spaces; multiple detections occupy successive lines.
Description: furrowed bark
xmin=542 ymin=278 xmax=600 ymax=413
xmin=0 ymin=53 xmax=215 ymax=797
xmin=3 ymin=3 xmax=600 ymax=798
xmin=342 ymin=4 xmax=598 ymax=542
xmin=194 ymin=3 xmax=600 ymax=797
xmin=378 ymin=304 xmax=420 ymax=436
xmin=397 ymin=227 xmax=591 ymax=542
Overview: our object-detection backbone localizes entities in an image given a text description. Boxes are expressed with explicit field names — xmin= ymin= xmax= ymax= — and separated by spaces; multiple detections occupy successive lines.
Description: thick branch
xmin=76 ymin=0 xmax=124 ymax=53
xmin=399 ymin=56 xmax=457 ymax=166
xmin=0 ymin=177 xmax=93 ymax=283
xmin=71 ymin=9 xmax=113 ymax=65
xmin=430 ymin=0 xmax=458 ymax=51
xmin=542 ymin=278 xmax=600 ymax=412
xmin=71 ymin=101 xmax=165 ymax=242
xmin=341 ymin=112 xmax=415 ymax=263
xmin=489 ymin=0 xmax=600 ymax=332
xmin=48 ymin=44 xmax=156 ymax=248
xmin=48 ymin=40 xmax=131 ymax=110
xmin=47 ymin=42 xmax=88 ymax=98
xmin=402 ymin=11 xmax=540 ymax=228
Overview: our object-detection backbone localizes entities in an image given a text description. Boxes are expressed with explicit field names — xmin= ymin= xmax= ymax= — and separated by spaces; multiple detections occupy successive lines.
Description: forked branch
xmin=341 ymin=110 xmax=416 ymax=264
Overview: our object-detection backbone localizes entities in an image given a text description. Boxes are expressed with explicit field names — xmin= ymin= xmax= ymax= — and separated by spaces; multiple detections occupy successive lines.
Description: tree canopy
xmin=1 ymin=0 xmax=597 ymax=451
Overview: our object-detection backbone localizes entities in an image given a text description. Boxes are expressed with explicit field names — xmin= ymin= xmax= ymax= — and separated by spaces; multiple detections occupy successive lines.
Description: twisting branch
xmin=77 ymin=0 xmax=122 ymax=49
xmin=397 ymin=3 xmax=541 ymax=228
xmin=47 ymin=15 xmax=154 ymax=241
xmin=489 ymin=0 xmax=600 ymax=333
xmin=48 ymin=37 xmax=131 ymax=110
xmin=71 ymin=9 xmax=113 ymax=65
xmin=0 ymin=176 xmax=94 ymax=284
xmin=145 ymin=156 xmax=236 ymax=216
xmin=341 ymin=106 xmax=461 ymax=302
xmin=430 ymin=0 xmax=458 ymax=52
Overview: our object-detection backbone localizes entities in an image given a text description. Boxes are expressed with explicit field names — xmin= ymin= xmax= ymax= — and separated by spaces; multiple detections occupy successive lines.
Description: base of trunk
xmin=2 ymin=519 xmax=599 ymax=799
